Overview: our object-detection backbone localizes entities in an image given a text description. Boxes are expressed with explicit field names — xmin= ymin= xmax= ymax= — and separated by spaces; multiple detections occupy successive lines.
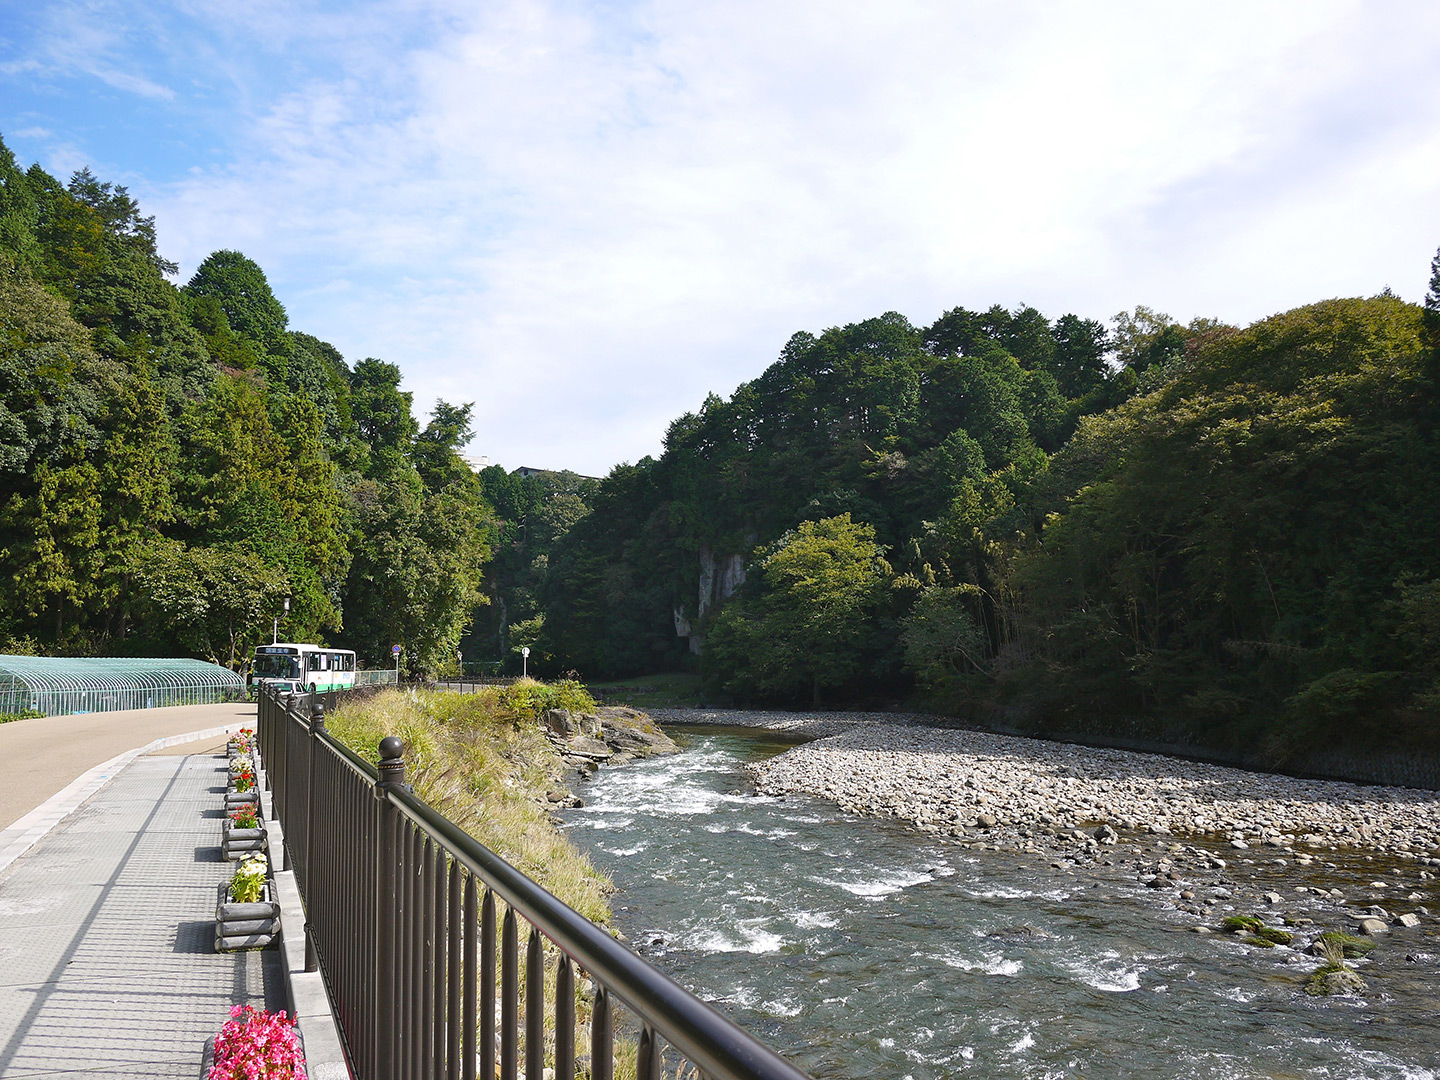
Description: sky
xmin=4 ymin=0 xmax=1440 ymax=477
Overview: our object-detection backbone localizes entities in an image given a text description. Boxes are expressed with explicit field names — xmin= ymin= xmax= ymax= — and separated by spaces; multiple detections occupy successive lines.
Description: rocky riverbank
xmin=648 ymin=708 xmax=1440 ymax=946
xmin=543 ymin=705 xmax=679 ymax=800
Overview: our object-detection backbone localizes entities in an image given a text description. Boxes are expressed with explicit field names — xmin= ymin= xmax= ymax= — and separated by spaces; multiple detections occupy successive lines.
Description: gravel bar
xmin=647 ymin=708 xmax=1440 ymax=932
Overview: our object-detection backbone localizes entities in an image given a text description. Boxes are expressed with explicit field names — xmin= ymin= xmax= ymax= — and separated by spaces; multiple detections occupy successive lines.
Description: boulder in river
xmin=1306 ymin=965 xmax=1368 ymax=996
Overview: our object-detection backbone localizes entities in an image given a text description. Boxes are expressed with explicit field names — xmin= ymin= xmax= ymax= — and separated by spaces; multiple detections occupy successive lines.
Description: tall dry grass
xmin=329 ymin=683 xmax=612 ymax=926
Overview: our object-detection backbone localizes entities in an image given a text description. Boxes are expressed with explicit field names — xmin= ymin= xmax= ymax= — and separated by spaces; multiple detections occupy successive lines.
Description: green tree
xmin=900 ymin=585 xmax=988 ymax=694
xmin=127 ymin=538 xmax=290 ymax=668
xmin=337 ymin=471 xmax=492 ymax=673
xmin=349 ymin=358 xmax=418 ymax=478
xmin=184 ymin=251 xmax=289 ymax=375
xmin=704 ymin=514 xmax=889 ymax=705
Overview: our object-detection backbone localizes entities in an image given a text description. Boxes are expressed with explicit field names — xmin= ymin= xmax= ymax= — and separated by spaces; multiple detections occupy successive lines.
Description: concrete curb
xmin=0 ymin=722 xmax=248 ymax=879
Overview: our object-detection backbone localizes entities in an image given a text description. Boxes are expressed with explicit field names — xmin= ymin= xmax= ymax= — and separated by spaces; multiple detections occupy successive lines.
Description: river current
xmin=560 ymin=726 xmax=1440 ymax=1080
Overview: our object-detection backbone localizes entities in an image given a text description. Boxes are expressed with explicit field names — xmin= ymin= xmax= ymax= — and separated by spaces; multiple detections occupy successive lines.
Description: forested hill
xmin=518 ymin=271 xmax=1440 ymax=764
xmin=5 ymin=131 xmax=1438 ymax=763
xmin=0 ymin=135 xmax=494 ymax=670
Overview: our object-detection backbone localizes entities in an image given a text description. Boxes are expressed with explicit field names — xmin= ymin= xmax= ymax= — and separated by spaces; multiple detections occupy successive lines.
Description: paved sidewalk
xmin=0 ymin=703 xmax=258 ymax=830
xmin=0 ymin=749 xmax=282 ymax=1078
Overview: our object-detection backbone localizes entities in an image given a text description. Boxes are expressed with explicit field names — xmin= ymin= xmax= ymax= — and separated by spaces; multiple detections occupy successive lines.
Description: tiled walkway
xmin=0 ymin=752 xmax=282 ymax=1078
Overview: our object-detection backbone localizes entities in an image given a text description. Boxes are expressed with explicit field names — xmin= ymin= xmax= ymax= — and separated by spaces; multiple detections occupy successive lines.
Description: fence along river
xmin=561 ymin=726 xmax=1440 ymax=1080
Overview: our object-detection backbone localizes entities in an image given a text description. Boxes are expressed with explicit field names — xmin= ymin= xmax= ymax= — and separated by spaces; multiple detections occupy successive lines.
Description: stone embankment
xmin=650 ymin=708 xmax=1440 ymax=938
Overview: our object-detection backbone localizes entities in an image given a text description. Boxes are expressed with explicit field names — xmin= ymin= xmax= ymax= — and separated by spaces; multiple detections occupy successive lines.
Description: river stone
xmin=567 ymin=737 xmax=613 ymax=760
xmin=976 ymin=813 xmax=998 ymax=828
xmin=542 ymin=709 xmax=574 ymax=736
xmin=575 ymin=712 xmax=604 ymax=738
xmin=1397 ymin=912 xmax=1422 ymax=927
xmin=1356 ymin=918 xmax=1389 ymax=936
xmin=1310 ymin=967 xmax=1368 ymax=996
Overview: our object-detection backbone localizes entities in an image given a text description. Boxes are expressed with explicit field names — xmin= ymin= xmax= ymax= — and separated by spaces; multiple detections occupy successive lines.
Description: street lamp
xmin=521 ymin=646 xmax=530 ymax=679
xmin=273 ymin=597 xmax=290 ymax=644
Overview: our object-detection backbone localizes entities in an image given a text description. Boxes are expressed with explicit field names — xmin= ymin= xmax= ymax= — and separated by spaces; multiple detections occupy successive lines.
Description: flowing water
xmin=561 ymin=726 xmax=1440 ymax=1080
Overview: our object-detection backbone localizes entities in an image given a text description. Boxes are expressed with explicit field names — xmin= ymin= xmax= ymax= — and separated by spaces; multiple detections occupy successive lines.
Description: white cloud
xmin=126 ymin=0 xmax=1440 ymax=474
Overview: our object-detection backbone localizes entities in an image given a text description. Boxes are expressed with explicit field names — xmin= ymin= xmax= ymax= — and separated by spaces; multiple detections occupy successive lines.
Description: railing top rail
xmin=271 ymin=688 xmax=810 ymax=1080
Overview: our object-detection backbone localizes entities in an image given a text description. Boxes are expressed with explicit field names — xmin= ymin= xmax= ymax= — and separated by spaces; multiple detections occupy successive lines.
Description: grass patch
xmin=329 ymin=684 xmax=610 ymax=925
xmin=587 ymin=672 xmax=705 ymax=709
xmin=1220 ymin=914 xmax=1293 ymax=946
xmin=1314 ymin=930 xmax=1375 ymax=959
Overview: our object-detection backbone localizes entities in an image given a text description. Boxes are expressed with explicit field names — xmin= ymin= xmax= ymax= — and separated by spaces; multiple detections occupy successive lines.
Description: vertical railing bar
xmin=408 ymin=825 xmax=421 ymax=1080
xmin=421 ymin=835 xmax=435 ymax=1079
xmin=525 ymin=927 xmax=544 ymax=1080
xmin=434 ymin=842 xmax=448 ymax=1075
xmin=638 ymin=1024 xmax=658 ymax=1080
xmin=555 ymin=955 xmax=575 ymax=1080
xmin=481 ymin=890 xmax=496 ymax=1080
xmin=592 ymin=985 xmax=612 ymax=1080
xmin=502 ymin=906 xmax=518 ymax=1080
xmin=448 ymin=860 xmax=461 ymax=1080
xmin=464 ymin=875 xmax=478 ymax=1080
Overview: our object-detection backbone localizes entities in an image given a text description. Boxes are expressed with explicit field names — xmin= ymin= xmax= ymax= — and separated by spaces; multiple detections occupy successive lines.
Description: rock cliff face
xmin=678 ymin=547 xmax=747 ymax=654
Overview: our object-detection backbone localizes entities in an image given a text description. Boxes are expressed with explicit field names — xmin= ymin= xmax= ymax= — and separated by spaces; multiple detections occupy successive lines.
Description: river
xmin=560 ymin=725 xmax=1440 ymax=1080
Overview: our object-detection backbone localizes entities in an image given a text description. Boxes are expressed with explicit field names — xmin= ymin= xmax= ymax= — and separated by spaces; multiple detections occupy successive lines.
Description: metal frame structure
xmin=257 ymin=687 xmax=813 ymax=1080
xmin=0 ymin=655 xmax=244 ymax=717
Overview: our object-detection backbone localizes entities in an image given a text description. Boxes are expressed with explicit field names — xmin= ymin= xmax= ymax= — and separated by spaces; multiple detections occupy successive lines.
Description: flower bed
xmin=226 ymin=754 xmax=259 ymax=807
xmin=226 ymin=728 xmax=256 ymax=759
xmin=208 ymin=1004 xmax=307 ymax=1080
xmin=222 ymin=804 xmax=266 ymax=860
xmin=215 ymin=853 xmax=279 ymax=951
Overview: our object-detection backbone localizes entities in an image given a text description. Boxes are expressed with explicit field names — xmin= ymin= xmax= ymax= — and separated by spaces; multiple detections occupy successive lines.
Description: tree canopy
xmin=0 ymin=134 xmax=493 ymax=673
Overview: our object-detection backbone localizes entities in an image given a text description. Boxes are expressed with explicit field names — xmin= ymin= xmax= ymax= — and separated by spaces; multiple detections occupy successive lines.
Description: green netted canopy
xmin=0 ymin=655 xmax=245 ymax=718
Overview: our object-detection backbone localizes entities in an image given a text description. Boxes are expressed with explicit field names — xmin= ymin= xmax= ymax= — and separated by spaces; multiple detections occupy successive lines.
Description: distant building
xmin=462 ymin=454 xmax=492 ymax=472
xmin=516 ymin=466 xmax=602 ymax=481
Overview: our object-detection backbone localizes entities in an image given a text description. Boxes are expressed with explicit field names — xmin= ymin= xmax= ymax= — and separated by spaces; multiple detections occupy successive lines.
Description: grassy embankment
xmin=329 ymin=679 xmax=653 ymax=1076
xmin=328 ymin=678 xmax=610 ymax=923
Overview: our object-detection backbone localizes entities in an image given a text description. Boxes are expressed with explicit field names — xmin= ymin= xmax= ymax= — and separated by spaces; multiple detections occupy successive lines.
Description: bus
xmin=250 ymin=644 xmax=357 ymax=696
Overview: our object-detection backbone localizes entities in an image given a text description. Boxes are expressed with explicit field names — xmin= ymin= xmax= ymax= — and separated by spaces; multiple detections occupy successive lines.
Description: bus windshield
xmin=253 ymin=654 xmax=301 ymax=680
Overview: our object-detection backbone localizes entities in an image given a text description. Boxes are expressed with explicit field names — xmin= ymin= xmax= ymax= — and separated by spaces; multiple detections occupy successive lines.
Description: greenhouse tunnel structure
xmin=0 ymin=655 xmax=245 ymax=718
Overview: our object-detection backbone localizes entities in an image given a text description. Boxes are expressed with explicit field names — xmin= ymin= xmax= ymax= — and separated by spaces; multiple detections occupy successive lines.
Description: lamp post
xmin=273 ymin=596 xmax=290 ymax=644
xmin=521 ymin=646 xmax=530 ymax=679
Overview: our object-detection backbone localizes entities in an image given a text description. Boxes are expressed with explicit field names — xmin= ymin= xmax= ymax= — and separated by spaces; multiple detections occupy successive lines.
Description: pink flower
xmin=209 ymin=1006 xmax=307 ymax=1080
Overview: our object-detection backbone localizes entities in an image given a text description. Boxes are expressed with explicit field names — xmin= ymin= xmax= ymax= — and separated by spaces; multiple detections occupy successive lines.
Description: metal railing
xmin=257 ymin=687 xmax=812 ymax=1080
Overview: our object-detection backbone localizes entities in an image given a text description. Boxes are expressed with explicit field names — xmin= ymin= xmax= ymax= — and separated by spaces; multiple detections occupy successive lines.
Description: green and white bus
xmin=250 ymin=644 xmax=357 ymax=695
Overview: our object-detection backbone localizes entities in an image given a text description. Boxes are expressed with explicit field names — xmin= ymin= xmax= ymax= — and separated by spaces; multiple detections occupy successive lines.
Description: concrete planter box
xmin=215 ymin=881 xmax=279 ymax=951
xmin=222 ymin=823 xmax=267 ymax=861
xmin=224 ymin=788 xmax=259 ymax=808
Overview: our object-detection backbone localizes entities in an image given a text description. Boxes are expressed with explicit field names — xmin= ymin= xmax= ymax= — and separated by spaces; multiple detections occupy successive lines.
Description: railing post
xmin=374 ymin=736 xmax=407 ymax=1080
xmin=304 ymin=700 xmax=325 ymax=972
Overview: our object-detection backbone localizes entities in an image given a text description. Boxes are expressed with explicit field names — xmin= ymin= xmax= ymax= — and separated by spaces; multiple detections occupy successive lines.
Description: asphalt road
xmin=0 ymin=701 xmax=257 ymax=829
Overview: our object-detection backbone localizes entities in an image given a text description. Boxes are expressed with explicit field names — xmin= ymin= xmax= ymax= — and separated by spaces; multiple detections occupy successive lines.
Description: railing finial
xmin=310 ymin=699 xmax=326 ymax=730
xmin=376 ymin=736 xmax=406 ymax=793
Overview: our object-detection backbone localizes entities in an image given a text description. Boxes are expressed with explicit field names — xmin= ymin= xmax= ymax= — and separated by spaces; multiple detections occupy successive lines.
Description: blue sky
xmin=5 ymin=0 xmax=1440 ymax=476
